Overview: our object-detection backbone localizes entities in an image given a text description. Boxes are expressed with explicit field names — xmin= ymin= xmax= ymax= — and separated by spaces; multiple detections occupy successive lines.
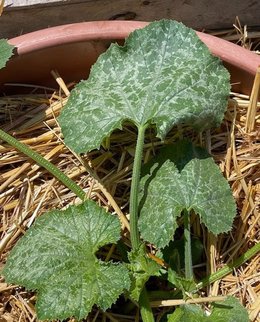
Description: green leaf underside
xmin=3 ymin=200 xmax=130 ymax=321
xmin=0 ymin=39 xmax=14 ymax=69
xmin=138 ymin=140 xmax=236 ymax=248
xmin=127 ymin=244 xmax=160 ymax=301
xmin=58 ymin=20 xmax=230 ymax=154
xmin=167 ymin=296 xmax=249 ymax=322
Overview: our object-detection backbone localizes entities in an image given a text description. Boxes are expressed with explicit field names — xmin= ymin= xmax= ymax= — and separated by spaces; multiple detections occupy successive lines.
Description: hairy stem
xmin=129 ymin=125 xmax=147 ymax=250
xmin=184 ymin=209 xmax=193 ymax=280
xmin=128 ymin=125 xmax=153 ymax=321
xmin=139 ymin=287 xmax=155 ymax=322
xmin=196 ymin=242 xmax=260 ymax=289
xmin=0 ymin=128 xmax=86 ymax=200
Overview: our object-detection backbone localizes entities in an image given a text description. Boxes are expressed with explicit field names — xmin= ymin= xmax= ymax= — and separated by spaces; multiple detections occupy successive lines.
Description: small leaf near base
xmin=127 ymin=244 xmax=160 ymax=301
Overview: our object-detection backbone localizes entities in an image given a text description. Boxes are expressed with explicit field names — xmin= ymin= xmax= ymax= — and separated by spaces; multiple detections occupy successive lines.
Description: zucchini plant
xmin=1 ymin=20 xmax=254 ymax=321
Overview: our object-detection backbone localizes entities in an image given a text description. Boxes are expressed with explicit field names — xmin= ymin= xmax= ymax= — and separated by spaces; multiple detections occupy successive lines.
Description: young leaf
xmin=127 ymin=244 xmax=160 ymax=301
xmin=0 ymin=39 xmax=14 ymax=69
xmin=167 ymin=296 xmax=249 ymax=322
xmin=3 ymin=200 xmax=130 ymax=321
xmin=58 ymin=19 xmax=230 ymax=154
xmin=138 ymin=140 xmax=236 ymax=248
xmin=168 ymin=269 xmax=197 ymax=297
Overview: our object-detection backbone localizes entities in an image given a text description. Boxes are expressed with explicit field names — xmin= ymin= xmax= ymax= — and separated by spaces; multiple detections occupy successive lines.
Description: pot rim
xmin=8 ymin=20 xmax=260 ymax=76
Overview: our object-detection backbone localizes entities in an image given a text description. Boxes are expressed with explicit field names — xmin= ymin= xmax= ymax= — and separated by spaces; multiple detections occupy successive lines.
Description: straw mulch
xmin=0 ymin=22 xmax=259 ymax=322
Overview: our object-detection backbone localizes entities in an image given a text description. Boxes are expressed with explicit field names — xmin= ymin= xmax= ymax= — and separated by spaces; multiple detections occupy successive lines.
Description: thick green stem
xmin=139 ymin=287 xmax=155 ymax=322
xmin=196 ymin=242 xmax=260 ymax=289
xmin=184 ymin=209 xmax=193 ymax=280
xmin=128 ymin=125 xmax=153 ymax=321
xmin=0 ymin=128 xmax=86 ymax=201
xmin=129 ymin=125 xmax=147 ymax=250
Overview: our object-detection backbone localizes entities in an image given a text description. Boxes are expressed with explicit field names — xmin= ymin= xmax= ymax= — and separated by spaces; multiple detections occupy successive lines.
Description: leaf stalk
xmin=128 ymin=124 xmax=154 ymax=321
xmin=139 ymin=287 xmax=155 ymax=322
xmin=129 ymin=124 xmax=147 ymax=250
xmin=184 ymin=209 xmax=193 ymax=280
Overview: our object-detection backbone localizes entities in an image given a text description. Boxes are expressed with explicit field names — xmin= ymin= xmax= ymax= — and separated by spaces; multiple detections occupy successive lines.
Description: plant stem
xmin=129 ymin=124 xmax=147 ymax=250
xmin=128 ymin=125 xmax=154 ymax=321
xmin=183 ymin=209 xmax=193 ymax=280
xmin=0 ymin=128 xmax=86 ymax=201
xmin=139 ymin=287 xmax=155 ymax=322
xmin=196 ymin=242 xmax=260 ymax=289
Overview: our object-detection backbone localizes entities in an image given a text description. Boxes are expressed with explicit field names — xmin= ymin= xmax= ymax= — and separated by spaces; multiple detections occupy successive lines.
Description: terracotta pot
xmin=1 ymin=21 xmax=260 ymax=95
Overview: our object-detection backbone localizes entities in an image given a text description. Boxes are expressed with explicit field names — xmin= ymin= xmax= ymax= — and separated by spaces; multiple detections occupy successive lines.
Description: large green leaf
xmin=58 ymin=20 xmax=230 ymax=154
xmin=138 ymin=140 xmax=236 ymax=248
xmin=0 ymin=39 xmax=14 ymax=69
xmin=167 ymin=297 xmax=249 ymax=322
xmin=3 ymin=200 xmax=130 ymax=321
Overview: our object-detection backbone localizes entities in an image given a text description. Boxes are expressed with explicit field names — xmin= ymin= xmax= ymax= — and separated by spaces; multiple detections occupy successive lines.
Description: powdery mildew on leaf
xmin=3 ymin=200 xmax=130 ymax=321
xmin=0 ymin=39 xmax=14 ymax=69
xmin=138 ymin=140 xmax=236 ymax=248
xmin=58 ymin=20 xmax=230 ymax=154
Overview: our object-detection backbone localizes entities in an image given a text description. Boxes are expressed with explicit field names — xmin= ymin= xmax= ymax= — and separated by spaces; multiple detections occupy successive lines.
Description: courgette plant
xmin=0 ymin=20 xmax=256 ymax=321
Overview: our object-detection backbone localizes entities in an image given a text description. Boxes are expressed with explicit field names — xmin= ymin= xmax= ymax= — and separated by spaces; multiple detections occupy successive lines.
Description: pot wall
xmin=1 ymin=21 xmax=260 ymax=96
xmin=1 ymin=0 xmax=260 ymax=39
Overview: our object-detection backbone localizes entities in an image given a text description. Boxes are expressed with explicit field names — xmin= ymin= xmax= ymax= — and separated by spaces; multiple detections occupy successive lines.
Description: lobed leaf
xmin=58 ymin=20 xmax=230 ymax=154
xmin=0 ymin=39 xmax=14 ymax=69
xmin=3 ymin=200 xmax=130 ymax=321
xmin=138 ymin=140 xmax=236 ymax=248
xmin=167 ymin=296 xmax=249 ymax=322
